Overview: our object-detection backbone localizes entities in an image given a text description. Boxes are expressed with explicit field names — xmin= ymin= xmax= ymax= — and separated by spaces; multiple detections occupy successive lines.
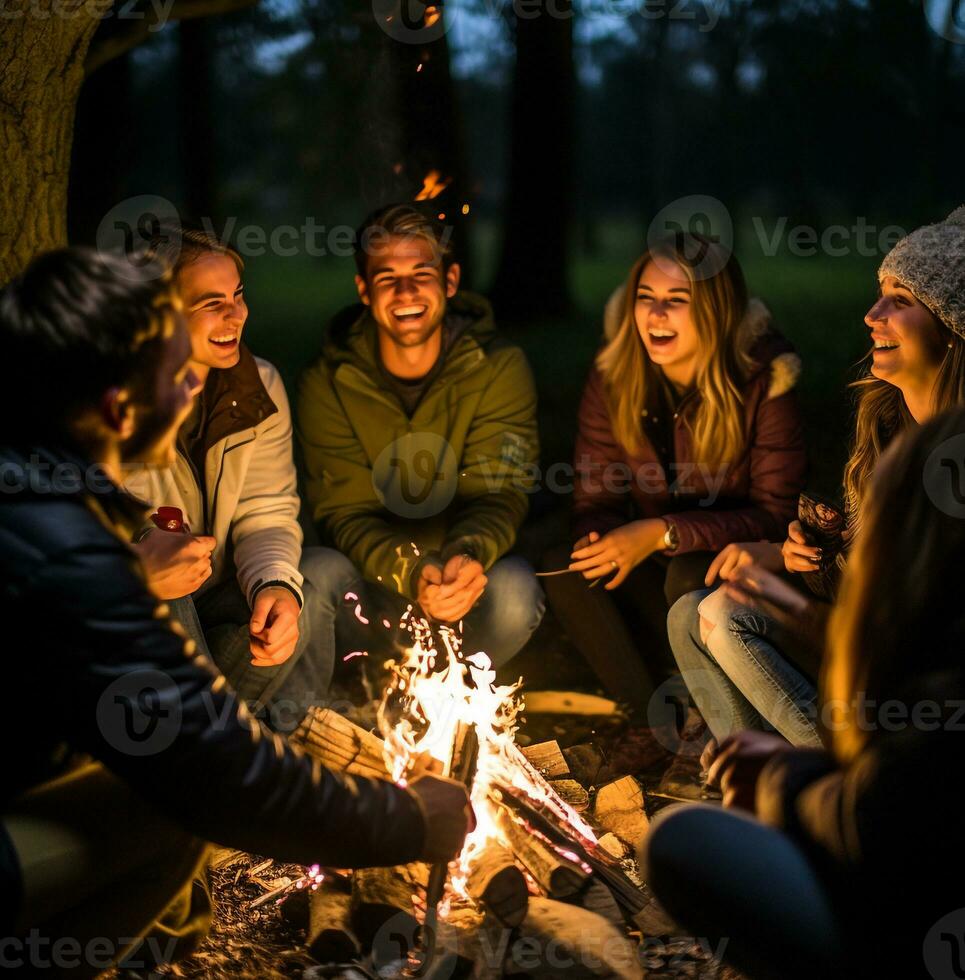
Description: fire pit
xmin=287 ymin=613 xmax=663 ymax=979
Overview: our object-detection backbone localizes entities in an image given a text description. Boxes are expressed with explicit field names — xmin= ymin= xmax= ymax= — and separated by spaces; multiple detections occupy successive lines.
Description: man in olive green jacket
xmin=297 ymin=204 xmax=544 ymax=667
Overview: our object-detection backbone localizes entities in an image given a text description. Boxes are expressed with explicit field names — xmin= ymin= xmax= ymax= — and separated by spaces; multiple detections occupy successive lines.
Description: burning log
xmin=307 ymin=884 xmax=361 ymax=964
xmin=497 ymin=811 xmax=589 ymax=899
xmin=506 ymin=743 xmax=598 ymax=845
xmin=492 ymin=785 xmax=646 ymax=919
xmin=520 ymin=739 xmax=570 ymax=778
xmin=293 ymin=707 xmax=389 ymax=778
xmin=465 ymin=844 xmax=529 ymax=927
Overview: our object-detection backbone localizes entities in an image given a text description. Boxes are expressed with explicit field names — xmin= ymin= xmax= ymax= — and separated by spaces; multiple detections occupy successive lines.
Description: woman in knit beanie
xmin=667 ymin=206 xmax=965 ymax=749
xmin=844 ymin=205 xmax=965 ymax=521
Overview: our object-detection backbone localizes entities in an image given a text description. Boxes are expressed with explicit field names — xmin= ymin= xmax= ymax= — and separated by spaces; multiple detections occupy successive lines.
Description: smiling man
xmin=123 ymin=227 xmax=346 ymax=729
xmin=298 ymin=204 xmax=544 ymax=669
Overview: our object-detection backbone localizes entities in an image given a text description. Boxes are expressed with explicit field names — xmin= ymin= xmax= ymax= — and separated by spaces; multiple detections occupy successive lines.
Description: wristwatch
xmin=662 ymin=520 xmax=680 ymax=553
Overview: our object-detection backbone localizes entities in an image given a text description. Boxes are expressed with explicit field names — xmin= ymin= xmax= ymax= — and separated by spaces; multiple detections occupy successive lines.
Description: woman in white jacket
xmin=123 ymin=227 xmax=345 ymax=730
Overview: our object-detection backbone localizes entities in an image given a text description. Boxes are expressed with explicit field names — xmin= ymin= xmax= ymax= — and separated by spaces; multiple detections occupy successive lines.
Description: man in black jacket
xmin=0 ymin=248 xmax=470 ymax=976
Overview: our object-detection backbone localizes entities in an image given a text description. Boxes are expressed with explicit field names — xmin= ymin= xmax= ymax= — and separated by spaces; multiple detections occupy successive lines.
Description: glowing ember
xmin=415 ymin=170 xmax=451 ymax=201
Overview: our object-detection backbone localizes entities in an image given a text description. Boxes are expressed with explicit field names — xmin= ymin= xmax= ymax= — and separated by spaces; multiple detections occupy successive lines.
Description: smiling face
xmin=634 ymin=259 xmax=701 ymax=386
xmin=177 ymin=252 xmax=247 ymax=376
xmin=355 ymin=234 xmax=460 ymax=349
xmin=865 ymin=276 xmax=948 ymax=392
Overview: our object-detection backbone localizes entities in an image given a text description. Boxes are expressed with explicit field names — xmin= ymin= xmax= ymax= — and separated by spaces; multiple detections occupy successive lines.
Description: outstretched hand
xmin=568 ymin=520 xmax=666 ymax=590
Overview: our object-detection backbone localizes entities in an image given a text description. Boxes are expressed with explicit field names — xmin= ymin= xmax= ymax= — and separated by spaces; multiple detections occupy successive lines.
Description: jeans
xmin=170 ymin=546 xmax=348 ymax=732
xmin=640 ymin=804 xmax=842 ymax=980
xmin=541 ymin=543 xmax=715 ymax=718
xmin=172 ymin=549 xmax=543 ymax=728
xmin=316 ymin=552 xmax=546 ymax=672
xmin=667 ymin=588 xmax=821 ymax=747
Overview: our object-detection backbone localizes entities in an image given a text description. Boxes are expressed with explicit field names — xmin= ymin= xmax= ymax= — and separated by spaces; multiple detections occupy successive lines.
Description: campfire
xmin=288 ymin=611 xmax=658 ymax=978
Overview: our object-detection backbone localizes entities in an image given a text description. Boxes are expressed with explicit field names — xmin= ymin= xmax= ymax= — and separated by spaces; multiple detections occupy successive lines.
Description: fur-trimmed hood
xmin=602 ymin=286 xmax=801 ymax=401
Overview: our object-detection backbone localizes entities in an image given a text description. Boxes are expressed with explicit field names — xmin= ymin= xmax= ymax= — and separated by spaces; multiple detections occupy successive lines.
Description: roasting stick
xmin=407 ymin=720 xmax=479 ymax=977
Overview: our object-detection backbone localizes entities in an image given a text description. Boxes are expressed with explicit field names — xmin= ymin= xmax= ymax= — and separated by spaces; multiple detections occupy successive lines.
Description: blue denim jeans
xmin=640 ymin=804 xmax=842 ymax=979
xmin=169 ymin=546 xmax=349 ymax=732
xmin=322 ymin=553 xmax=546 ymax=672
xmin=171 ymin=549 xmax=544 ymax=730
xmin=667 ymin=588 xmax=821 ymax=748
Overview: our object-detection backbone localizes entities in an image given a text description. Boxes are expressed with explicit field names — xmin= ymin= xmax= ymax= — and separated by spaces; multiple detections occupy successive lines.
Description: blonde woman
xmin=542 ymin=232 xmax=807 ymax=716
xmin=644 ymin=407 xmax=965 ymax=979
xmin=670 ymin=206 xmax=965 ymax=747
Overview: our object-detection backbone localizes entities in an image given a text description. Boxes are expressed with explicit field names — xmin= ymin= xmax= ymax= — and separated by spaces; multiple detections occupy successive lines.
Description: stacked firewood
xmin=288 ymin=707 xmax=668 ymax=978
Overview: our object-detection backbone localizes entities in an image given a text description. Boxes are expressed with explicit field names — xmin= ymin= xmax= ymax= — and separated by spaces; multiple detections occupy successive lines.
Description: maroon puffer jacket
xmin=572 ymin=330 xmax=808 ymax=553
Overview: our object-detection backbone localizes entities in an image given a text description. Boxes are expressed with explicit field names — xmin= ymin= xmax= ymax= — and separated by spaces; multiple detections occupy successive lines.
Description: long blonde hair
xmin=842 ymin=337 xmax=965 ymax=527
xmin=596 ymin=233 xmax=753 ymax=473
xmin=826 ymin=407 xmax=965 ymax=764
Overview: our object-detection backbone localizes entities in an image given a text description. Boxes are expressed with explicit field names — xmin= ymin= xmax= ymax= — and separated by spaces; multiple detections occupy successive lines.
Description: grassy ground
xmin=242 ymin=221 xmax=876 ymax=501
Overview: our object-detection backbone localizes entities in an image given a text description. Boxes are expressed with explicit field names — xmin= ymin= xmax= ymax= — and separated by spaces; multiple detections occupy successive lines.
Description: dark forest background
xmin=67 ymin=0 xmax=965 ymax=501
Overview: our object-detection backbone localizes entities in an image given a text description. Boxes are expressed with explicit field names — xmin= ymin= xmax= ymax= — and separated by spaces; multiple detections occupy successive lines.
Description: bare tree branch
xmin=84 ymin=0 xmax=258 ymax=75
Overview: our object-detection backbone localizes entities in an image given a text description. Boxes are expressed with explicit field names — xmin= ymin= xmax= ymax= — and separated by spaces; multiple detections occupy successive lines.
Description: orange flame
xmin=415 ymin=170 xmax=452 ymax=201
xmin=378 ymin=619 xmax=597 ymax=913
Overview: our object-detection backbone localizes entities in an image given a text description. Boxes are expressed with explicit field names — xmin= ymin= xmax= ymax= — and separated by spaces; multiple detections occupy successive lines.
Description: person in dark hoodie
xmin=298 ymin=204 xmax=544 ymax=668
xmin=0 ymin=247 xmax=470 ymax=976
xmin=542 ymin=232 xmax=808 ymax=717
xmin=642 ymin=406 xmax=965 ymax=980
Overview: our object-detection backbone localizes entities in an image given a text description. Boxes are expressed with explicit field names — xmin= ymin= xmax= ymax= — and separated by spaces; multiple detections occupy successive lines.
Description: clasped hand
xmin=417 ymin=553 xmax=487 ymax=623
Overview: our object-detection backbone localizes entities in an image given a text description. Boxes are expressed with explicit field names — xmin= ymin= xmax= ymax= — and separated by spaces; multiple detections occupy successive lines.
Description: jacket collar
xmin=196 ymin=344 xmax=278 ymax=453
xmin=324 ymin=290 xmax=497 ymax=376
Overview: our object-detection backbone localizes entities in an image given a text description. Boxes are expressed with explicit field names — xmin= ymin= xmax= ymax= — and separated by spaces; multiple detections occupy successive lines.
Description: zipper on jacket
xmin=208 ymin=435 xmax=256 ymax=534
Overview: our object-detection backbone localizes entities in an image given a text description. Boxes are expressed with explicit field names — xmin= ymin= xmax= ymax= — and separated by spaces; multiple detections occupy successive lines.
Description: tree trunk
xmin=389 ymin=17 xmax=472 ymax=277
xmin=490 ymin=0 xmax=575 ymax=320
xmin=0 ymin=5 xmax=101 ymax=284
xmin=68 ymin=51 xmax=134 ymax=245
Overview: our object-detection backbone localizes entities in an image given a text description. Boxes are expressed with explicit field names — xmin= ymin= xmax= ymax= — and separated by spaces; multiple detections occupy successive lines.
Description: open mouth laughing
xmin=648 ymin=328 xmax=677 ymax=349
xmin=209 ymin=332 xmax=239 ymax=353
xmin=392 ymin=304 xmax=428 ymax=324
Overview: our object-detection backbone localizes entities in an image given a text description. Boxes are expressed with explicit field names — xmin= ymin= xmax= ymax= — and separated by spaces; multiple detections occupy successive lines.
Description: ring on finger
xmin=610 ymin=560 xmax=618 ymax=570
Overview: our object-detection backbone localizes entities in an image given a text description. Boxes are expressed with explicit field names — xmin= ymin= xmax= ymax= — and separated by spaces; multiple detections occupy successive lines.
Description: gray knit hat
xmin=878 ymin=206 xmax=965 ymax=339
